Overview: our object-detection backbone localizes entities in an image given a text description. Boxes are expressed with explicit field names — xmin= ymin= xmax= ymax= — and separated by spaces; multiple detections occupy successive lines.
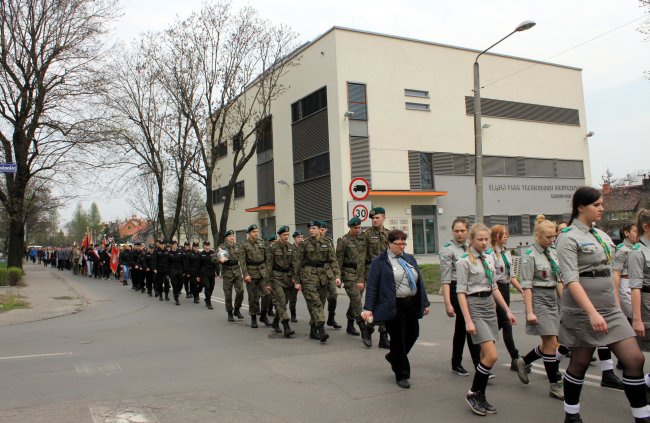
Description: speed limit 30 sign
xmin=347 ymin=201 xmax=372 ymax=227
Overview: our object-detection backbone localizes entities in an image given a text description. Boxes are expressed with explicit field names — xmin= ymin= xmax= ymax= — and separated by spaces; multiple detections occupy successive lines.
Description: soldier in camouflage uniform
xmin=320 ymin=221 xmax=341 ymax=329
xmin=362 ymin=207 xmax=391 ymax=349
xmin=242 ymin=224 xmax=271 ymax=328
xmin=289 ymin=231 xmax=304 ymax=322
xmin=266 ymin=226 xmax=297 ymax=337
xmin=336 ymin=217 xmax=368 ymax=338
xmin=295 ymin=220 xmax=342 ymax=343
xmin=266 ymin=234 xmax=277 ymax=317
xmin=217 ymin=230 xmax=245 ymax=322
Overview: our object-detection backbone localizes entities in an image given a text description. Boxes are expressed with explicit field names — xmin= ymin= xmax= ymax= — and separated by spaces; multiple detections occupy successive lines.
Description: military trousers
xmin=343 ymin=277 xmax=363 ymax=322
xmin=222 ymin=272 xmax=244 ymax=312
xmin=326 ymin=279 xmax=337 ymax=314
xmin=271 ymin=272 xmax=293 ymax=322
xmin=246 ymin=278 xmax=268 ymax=315
xmin=301 ymin=269 xmax=329 ymax=325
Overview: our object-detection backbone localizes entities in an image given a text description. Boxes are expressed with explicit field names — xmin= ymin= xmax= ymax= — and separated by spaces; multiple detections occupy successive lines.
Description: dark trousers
xmin=201 ymin=275 xmax=215 ymax=302
xmin=155 ymin=271 xmax=170 ymax=295
xmin=385 ymin=296 xmax=420 ymax=382
xmin=190 ymin=274 xmax=201 ymax=296
xmin=132 ymin=268 xmax=142 ymax=290
xmin=450 ymin=282 xmax=481 ymax=368
xmin=170 ymin=271 xmax=183 ymax=299
xmin=145 ymin=271 xmax=154 ymax=294
xmin=183 ymin=274 xmax=191 ymax=295
xmin=496 ymin=282 xmax=518 ymax=359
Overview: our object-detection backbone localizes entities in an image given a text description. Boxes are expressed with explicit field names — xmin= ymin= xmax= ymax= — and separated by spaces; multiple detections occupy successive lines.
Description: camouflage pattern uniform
xmin=336 ymin=231 xmax=365 ymax=333
xmin=362 ymin=225 xmax=391 ymax=347
xmin=242 ymin=237 xmax=270 ymax=324
xmin=266 ymin=239 xmax=297 ymax=336
xmin=219 ymin=240 xmax=245 ymax=318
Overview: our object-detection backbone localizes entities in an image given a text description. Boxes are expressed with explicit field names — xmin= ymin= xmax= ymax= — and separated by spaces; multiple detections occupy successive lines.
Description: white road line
xmin=530 ymin=362 xmax=603 ymax=382
xmin=0 ymin=352 xmax=73 ymax=361
xmin=503 ymin=363 xmax=619 ymax=389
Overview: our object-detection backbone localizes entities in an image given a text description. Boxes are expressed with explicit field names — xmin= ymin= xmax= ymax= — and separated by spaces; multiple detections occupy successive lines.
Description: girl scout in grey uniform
xmin=514 ymin=215 xmax=566 ymax=400
xmin=629 ymin=210 xmax=650 ymax=352
xmin=614 ymin=222 xmax=638 ymax=319
xmin=457 ymin=223 xmax=517 ymax=417
xmin=556 ymin=187 xmax=648 ymax=423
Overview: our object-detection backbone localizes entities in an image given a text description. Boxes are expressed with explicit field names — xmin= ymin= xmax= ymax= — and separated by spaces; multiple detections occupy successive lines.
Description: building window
xmin=347 ymin=83 xmax=367 ymax=121
xmin=232 ymin=131 xmax=243 ymax=152
xmin=508 ymin=216 xmax=523 ymax=235
xmin=212 ymin=186 xmax=228 ymax=204
xmin=216 ymin=142 xmax=227 ymax=159
xmin=420 ymin=152 xmax=434 ymax=189
xmin=257 ymin=161 xmax=274 ymax=205
xmin=303 ymin=152 xmax=330 ymax=181
xmin=291 ymin=86 xmax=327 ymax=123
xmin=234 ymin=181 xmax=245 ymax=199
xmin=405 ymin=102 xmax=430 ymax=111
xmin=405 ymin=89 xmax=429 ymax=98
xmin=256 ymin=116 xmax=273 ymax=154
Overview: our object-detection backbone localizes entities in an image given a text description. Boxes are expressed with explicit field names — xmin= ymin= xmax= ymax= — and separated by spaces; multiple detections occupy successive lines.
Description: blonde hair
xmin=535 ymin=214 xmax=556 ymax=240
xmin=490 ymin=225 xmax=507 ymax=247
xmin=468 ymin=223 xmax=490 ymax=265
xmin=638 ymin=209 xmax=650 ymax=236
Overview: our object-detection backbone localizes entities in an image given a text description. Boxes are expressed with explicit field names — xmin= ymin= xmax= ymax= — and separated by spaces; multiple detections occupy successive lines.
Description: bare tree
xmin=165 ymin=180 xmax=206 ymax=243
xmin=0 ymin=0 xmax=118 ymax=268
xmin=128 ymin=172 xmax=160 ymax=240
xmin=153 ymin=1 xmax=299 ymax=244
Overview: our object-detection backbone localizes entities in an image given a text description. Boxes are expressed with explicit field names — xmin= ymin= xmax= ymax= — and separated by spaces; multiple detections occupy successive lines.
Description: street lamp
xmin=473 ymin=20 xmax=535 ymax=224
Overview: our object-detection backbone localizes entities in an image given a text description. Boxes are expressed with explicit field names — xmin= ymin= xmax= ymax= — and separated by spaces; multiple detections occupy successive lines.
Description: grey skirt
xmin=468 ymin=294 xmax=498 ymax=344
xmin=559 ymin=276 xmax=634 ymax=348
xmin=637 ymin=292 xmax=650 ymax=352
xmin=526 ymin=287 xmax=560 ymax=336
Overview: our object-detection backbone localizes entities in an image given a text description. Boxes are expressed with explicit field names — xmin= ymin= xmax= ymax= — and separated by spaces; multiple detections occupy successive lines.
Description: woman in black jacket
xmin=362 ymin=229 xmax=430 ymax=389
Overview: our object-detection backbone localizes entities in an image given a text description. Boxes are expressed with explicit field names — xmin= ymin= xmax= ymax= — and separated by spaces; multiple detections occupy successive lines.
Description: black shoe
xmin=635 ymin=418 xmax=650 ymax=423
xmin=452 ymin=365 xmax=469 ymax=376
xmin=174 ymin=297 xmax=180 ymax=306
xmin=165 ymin=293 xmax=170 ymax=301
xmin=477 ymin=392 xmax=497 ymax=414
xmin=564 ymin=413 xmax=583 ymax=423
xmin=186 ymin=293 xmax=192 ymax=298
xmin=271 ymin=318 xmax=282 ymax=334
xmin=317 ymin=324 xmax=329 ymax=343
xmin=309 ymin=324 xmax=319 ymax=340
xmin=378 ymin=332 xmax=390 ymax=349
xmin=465 ymin=392 xmax=487 ymax=416
xmin=193 ymin=295 xmax=199 ymax=304
xmin=361 ymin=325 xmax=374 ymax=348
xmin=601 ymin=370 xmax=624 ymax=390
xmin=234 ymin=308 xmax=244 ymax=319
xmin=159 ymin=294 xmax=163 ymax=301
xmin=148 ymin=292 xmax=153 ymax=297
xmin=251 ymin=315 xmax=258 ymax=329
xmin=290 ymin=308 xmax=297 ymax=323
xmin=260 ymin=312 xmax=271 ymax=327
xmin=282 ymin=321 xmax=295 ymax=338
xmin=206 ymin=301 xmax=213 ymax=310
xmin=396 ymin=379 xmax=410 ymax=389
xmin=327 ymin=313 xmax=342 ymax=329
xmin=267 ymin=307 xmax=274 ymax=317
xmin=346 ymin=319 xmax=360 ymax=336
xmin=227 ymin=311 xmax=234 ymax=322
xmin=141 ymin=288 xmax=145 ymax=293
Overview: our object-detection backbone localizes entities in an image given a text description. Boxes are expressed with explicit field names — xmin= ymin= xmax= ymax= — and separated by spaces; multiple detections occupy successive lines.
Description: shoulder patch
xmin=525 ymin=248 xmax=533 ymax=255
xmin=561 ymin=227 xmax=572 ymax=233
xmin=443 ymin=241 xmax=452 ymax=247
xmin=633 ymin=243 xmax=641 ymax=251
xmin=460 ymin=253 xmax=468 ymax=258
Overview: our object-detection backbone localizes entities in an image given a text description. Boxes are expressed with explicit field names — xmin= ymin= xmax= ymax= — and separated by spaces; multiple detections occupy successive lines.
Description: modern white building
xmin=211 ymin=26 xmax=590 ymax=255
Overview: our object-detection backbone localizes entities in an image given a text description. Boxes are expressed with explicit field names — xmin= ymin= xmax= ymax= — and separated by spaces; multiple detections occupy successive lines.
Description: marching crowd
xmin=23 ymin=187 xmax=650 ymax=422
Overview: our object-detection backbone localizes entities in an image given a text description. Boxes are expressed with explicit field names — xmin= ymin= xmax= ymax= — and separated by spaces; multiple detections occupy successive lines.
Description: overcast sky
xmin=60 ymin=0 xmax=650 ymax=223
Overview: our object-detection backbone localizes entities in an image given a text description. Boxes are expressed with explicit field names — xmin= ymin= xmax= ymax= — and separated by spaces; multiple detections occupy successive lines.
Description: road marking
xmin=76 ymin=361 xmax=122 ymax=376
xmin=503 ymin=363 xmax=621 ymax=389
xmin=89 ymin=406 xmax=158 ymax=423
xmin=416 ymin=341 xmax=440 ymax=347
xmin=0 ymin=352 xmax=72 ymax=361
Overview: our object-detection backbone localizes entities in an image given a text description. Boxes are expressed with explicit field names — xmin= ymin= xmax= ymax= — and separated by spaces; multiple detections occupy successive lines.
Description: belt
xmin=579 ymin=270 xmax=610 ymax=278
xmin=620 ymin=275 xmax=629 ymax=279
xmin=468 ymin=291 xmax=492 ymax=298
xmin=304 ymin=261 xmax=325 ymax=268
xmin=246 ymin=260 xmax=264 ymax=266
xmin=533 ymin=285 xmax=556 ymax=290
xmin=641 ymin=286 xmax=650 ymax=294
xmin=273 ymin=265 xmax=290 ymax=273
xmin=222 ymin=263 xmax=238 ymax=267
xmin=342 ymin=263 xmax=357 ymax=269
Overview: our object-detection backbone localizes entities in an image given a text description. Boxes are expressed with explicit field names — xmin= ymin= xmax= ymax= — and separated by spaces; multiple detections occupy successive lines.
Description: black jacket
xmin=199 ymin=250 xmax=217 ymax=277
xmin=168 ymin=249 xmax=185 ymax=274
xmin=154 ymin=248 xmax=170 ymax=273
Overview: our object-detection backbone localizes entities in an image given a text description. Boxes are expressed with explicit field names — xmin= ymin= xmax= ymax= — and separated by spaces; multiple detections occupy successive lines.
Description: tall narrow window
xmin=347 ymin=83 xmax=368 ymax=121
xmin=420 ymin=152 xmax=433 ymax=189
xmin=256 ymin=116 xmax=273 ymax=154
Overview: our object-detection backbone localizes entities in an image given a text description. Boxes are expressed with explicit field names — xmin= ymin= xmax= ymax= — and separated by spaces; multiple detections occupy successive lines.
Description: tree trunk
xmin=7 ymin=214 xmax=25 ymax=269
xmin=204 ymin=171 xmax=218 ymax=244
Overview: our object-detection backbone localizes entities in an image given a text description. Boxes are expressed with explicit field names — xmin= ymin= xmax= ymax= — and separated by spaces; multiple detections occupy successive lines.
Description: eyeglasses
xmin=391 ymin=242 xmax=407 ymax=247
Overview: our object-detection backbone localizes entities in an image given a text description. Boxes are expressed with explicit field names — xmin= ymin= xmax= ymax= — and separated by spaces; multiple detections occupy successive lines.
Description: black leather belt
xmin=342 ymin=263 xmax=357 ymax=269
xmin=246 ymin=260 xmax=264 ymax=266
xmin=304 ymin=261 xmax=325 ymax=268
xmin=641 ymin=286 xmax=650 ymax=294
xmin=579 ymin=270 xmax=610 ymax=278
xmin=620 ymin=275 xmax=629 ymax=279
xmin=534 ymin=285 xmax=556 ymax=290
xmin=273 ymin=265 xmax=290 ymax=273
xmin=468 ymin=291 xmax=492 ymax=298
xmin=222 ymin=263 xmax=238 ymax=267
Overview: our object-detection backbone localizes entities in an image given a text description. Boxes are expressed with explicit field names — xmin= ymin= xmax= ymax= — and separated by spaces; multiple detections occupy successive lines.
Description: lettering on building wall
xmin=488 ymin=184 xmax=579 ymax=199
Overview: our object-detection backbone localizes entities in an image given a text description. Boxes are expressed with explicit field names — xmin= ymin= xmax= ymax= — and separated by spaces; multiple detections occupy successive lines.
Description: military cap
xmin=134 ymin=242 xmax=142 ymax=246
xmin=308 ymin=220 xmax=322 ymax=228
xmin=192 ymin=242 xmax=199 ymax=247
xmin=203 ymin=240 xmax=211 ymax=246
xmin=224 ymin=229 xmax=235 ymax=237
xmin=348 ymin=217 xmax=362 ymax=227
xmin=292 ymin=230 xmax=302 ymax=238
xmin=148 ymin=243 xmax=155 ymax=249
xmin=246 ymin=224 xmax=258 ymax=233
xmin=369 ymin=207 xmax=385 ymax=217
xmin=170 ymin=240 xmax=178 ymax=245
xmin=320 ymin=220 xmax=328 ymax=229
xmin=277 ymin=225 xmax=290 ymax=235
xmin=268 ymin=235 xmax=277 ymax=242
xmin=183 ymin=241 xmax=190 ymax=246
xmin=157 ymin=238 xmax=165 ymax=244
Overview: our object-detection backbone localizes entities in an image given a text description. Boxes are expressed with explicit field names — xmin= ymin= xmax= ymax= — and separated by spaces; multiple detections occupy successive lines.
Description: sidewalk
xmin=0 ymin=263 xmax=87 ymax=327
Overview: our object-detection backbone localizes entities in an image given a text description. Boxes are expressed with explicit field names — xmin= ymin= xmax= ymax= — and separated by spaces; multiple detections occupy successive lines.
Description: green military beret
xmin=369 ymin=207 xmax=385 ymax=217
xmin=348 ymin=217 xmax=362 ymax=227
xmin=224 ymin=230 xmax=235 ymax=237
xmin=247 ymin=224 xmax=258 ymax=233
xmin=319 ymin=220 xmax=328 ymax=229
xmin=268 ymin=235 xmax=277 ymax=242
xmin=292 ymin=230 xmax=302 ymax=238
xmin=308 ymin=220 xmax=321 ymax=228
xmin=277 ymin=225 xmax=290 ymax=235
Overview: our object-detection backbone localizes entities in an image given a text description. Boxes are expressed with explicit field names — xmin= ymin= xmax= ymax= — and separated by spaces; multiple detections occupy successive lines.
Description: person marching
xmin=266 ymin=235 xmax=277 ymax=317
xmin=131 ymin=242 xmax=144 ymax=293
xmin=362 ymin=207 xmax=391 ymax=349
xmin=629 ymin=210 xmax=650 ymax=392
xmin=290 ymin=231 xmax=304 ymax=322
xmin=295 ymin=220 xmax=342 ymax=343
xmin=198 ymin=240 xmax=217 ymax=310
xmin=182 ymin=242 xmax=192 ymax=298
xmin=614 ymin=222 xmax=638 ymax=321
xmin=242 ymin=225 xmax=270 ymax=328
xmin=168 ymin=240 xmax=185 ymax=306
xmin=515 ymin=214 xmax=566 ymax=400
xmin=319 ymin=221 xmax=341 ymax=330
xmin=556 ymin=187 xmax=648 ymax=423
xmin=154 ymin=239 xmax=171 ymax=301
xmin=218 ymin=230 xmax=245 ymax=322
xmin=440 ymin=218 xmax=481 ymax=376
xmin=188 ymin=242 xmax=202 ymax=303
xmin=336 ymin=217 xmax=368 ymax=340
xmin=456 ymin=223 xmax=517 ymax=416
xmin=266 ymin=226 xmax=297 ymax=337
xmin=142 ymin=244 xmax=156 ymax=297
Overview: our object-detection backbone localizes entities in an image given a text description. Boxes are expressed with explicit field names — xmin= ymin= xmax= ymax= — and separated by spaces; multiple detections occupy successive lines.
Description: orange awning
xmin=245 ymin=205 xmax=276 ymax=212
xmin=367 ymin=190 xmax=448 ymax=197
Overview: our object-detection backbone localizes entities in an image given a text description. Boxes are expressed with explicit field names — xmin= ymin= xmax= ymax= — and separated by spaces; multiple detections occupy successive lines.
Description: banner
xmin=110 ymin=245 xmax=119 ymax=274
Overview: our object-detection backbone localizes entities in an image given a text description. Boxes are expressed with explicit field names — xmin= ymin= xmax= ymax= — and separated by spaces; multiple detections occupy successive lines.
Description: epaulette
xmin=561 ymin=227 xmax=572 ymax=233
xmin=617 ymin=243 xmax=624 ymax=249
xmin=525 ymin=248 xmax=533 ymax=255
xmin=460 ymin=253 xmax=468 ymax=258
xmin=633 ymin=243 xmax=641 ymax=251
xmin=485 ymin=248 xmax=493 ymax=254
xmin=443 ymin=241 xmax=452 ymax=247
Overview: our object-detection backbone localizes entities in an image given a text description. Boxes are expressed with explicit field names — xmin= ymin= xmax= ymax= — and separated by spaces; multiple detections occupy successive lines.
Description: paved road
xmin=0 ymin=264 xmax=633 ymax=422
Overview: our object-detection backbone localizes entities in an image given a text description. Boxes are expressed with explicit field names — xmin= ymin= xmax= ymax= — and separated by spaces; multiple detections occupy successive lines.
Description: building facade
xmin=211 ymin=27 xmax=590 ymax=254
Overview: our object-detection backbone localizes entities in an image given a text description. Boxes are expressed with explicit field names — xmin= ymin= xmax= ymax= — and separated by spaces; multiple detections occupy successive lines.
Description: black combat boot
xmin=327 ymin=312 xmax=342 ymax=329
xmin=600 ymin=370 xmax=624 ymax=390
xmin=282 ymin=321 xmax=295 ymax=338
xmin=227 ymin=311 xmax=234 ymax=322
xmin=564 ymin=413 xmax=582 ymax=423
xmin=165 ymin=292 xmax=170 ymax=301
xmin=346 ymin=319 xmax=360 ymax=336
xmin=259 ymin=311 xmax=271 ymax=327
xmin=290 ymin=307 xmax=297 ymax=323
xmin=159 ymin=293 xmax=163 ymax=301
xmin=309 ymin=324 xmax=319 ymax=340
xmin=361 ymin=324 xmax=374 ymax=348
xmin=206 ymin=300 xmax=214 ymax=310
xmin=271 ymin=315 xmax=282 ymax=333
xmin=317 ymin=324 xmax=329 ymax=343
xmin=174 ymin=296 xmax=180 ymax=306
xmin=251 ymin=315 xmax=258 ymax=329
xmin=141 ymin=287 xmax=145 ymax=293
xmin=186 ymin=292 xmax=192 ymax=298
xmin=378 ymin=331 xmax=390 ymax=349
xmin=234 ymin=308 xmax=244 ymax=319
xmin=267 ymin=304 xmax=274 ymax=317
xmin=193 ymin=294 xmax=199 ymax=304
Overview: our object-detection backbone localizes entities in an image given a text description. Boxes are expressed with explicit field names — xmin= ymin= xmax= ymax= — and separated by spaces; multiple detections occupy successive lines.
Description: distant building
xmin=601 ymin=176 xmax=650 ymax=233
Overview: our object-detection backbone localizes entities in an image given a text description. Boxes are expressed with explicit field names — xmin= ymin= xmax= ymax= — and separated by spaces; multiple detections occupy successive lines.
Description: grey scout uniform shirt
xmin=218 ymin=241 xmax=245 ymax=277
xmin=336 ymin=233 xmax=364 ymax=281
xmin=266 ymin=241 xmax=295 ymax=286
xmin=295 ymin=236 xmax=341 ymax=285
xmin=489 ymin=246 xmax=515 ymax=284
xmin=556 ymin=219 xmax=616 ymax=285
xmin=628 ymin=236 xmax=650 ymax=290
xmin=521 ymin=243 xmax=560 ymax=289
xmin=456 ymin=247 xmax=498 ymax=295
xmin=613 ymin=238 xmax=636 ymax=277
xmin=242 ymin=238 xmax=266 ymax=280
xmin=440 ymin=239 xmax=467 ymax=284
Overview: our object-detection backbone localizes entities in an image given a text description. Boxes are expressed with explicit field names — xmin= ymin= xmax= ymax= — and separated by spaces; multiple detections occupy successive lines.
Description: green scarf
xmin=589 ymin=228 xmax=612 ymax=263
xmin=543 ymin=248 xmax=560 ymax=279
xmin=478 ymin=254 xmax=493 ymax=287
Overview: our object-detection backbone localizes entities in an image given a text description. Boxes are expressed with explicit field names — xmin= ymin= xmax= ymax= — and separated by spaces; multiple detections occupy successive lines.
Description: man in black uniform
xmin=168 ymin=240 xmax=185 ymax=306
xmin=140 ymin=244 xmax=155 ymax=296
xmin=154 ymin=239 xmax=171 ymax=301
xmin=182 ymin=242 xmax=192 ymax=298
xmin=131 ymin=243 xmax=144 ymax=292
xmin=188 ymin=242 xmax=202 ymax=303
xmin=199 ymin=240 xmax=217 ymax=310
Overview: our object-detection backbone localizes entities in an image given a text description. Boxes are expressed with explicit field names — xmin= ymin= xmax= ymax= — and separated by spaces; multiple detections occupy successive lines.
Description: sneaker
xmin=465 ymin=392 xmax=487 ymax=416
xmin=477 ymin=392 xmax=497 ymax=414
xmin=488 ymin=372 xmax=495 ymax=380
xmin=514 ymin=357 xmax=529 ymax=384
xmin=452 ymin=365 xmax=469 ymax=376
xmin=601 ymin=370 xmax=624 ymax=390
xmin=564 ymin=413 xmax=583 ymax=423
xmin=549 ymin=381 xmax=564 ymax=400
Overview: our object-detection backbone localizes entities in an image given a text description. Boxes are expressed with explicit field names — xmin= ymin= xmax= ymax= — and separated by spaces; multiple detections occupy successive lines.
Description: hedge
xmin=0 ymin=267 xmax=23 ymax=286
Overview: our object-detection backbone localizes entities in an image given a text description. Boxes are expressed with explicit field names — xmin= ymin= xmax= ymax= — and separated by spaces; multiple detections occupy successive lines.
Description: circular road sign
xmin=352 ymin=204 xmax=370 ymax=223
xmin=349 ymin=177 xmax=370 ymax=201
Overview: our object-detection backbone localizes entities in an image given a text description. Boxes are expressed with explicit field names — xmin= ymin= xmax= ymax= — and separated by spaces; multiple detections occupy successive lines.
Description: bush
xmin=0 ymin=267 xmax=23 ymax=286
xmin=419 ymin=263 xmax=441 ymax=295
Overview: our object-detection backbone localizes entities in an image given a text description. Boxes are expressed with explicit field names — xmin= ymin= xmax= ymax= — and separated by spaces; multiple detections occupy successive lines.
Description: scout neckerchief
xmin=478 ymin=253 xmax=493 ymax=287
xmin=589 ymin=228 xmax=612 ymax=263
xmin=499 ymin=247 xmax=511 ymax=276
xmin=543 ymin=248 xmax=559 ymax=280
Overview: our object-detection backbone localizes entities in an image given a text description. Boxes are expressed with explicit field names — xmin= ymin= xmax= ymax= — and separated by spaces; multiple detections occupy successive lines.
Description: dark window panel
xmin=234 ymin=181 xmax=245 ymax=199
xmin=508 ymin=216 xmax=523 ymax=235
xmin=420 ymin=152 xmax=433 ymax=189
xmin=303 ymin=152 xmax=330 ymax=181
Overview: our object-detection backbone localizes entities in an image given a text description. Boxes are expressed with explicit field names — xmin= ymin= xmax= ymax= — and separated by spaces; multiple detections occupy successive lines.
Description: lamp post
xmin=473 ymin=20 xmax=535 ymax=224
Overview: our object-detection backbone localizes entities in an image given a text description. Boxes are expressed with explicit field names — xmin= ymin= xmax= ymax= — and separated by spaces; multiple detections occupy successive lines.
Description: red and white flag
xmin=110 ymin=245 xmax=119 ymax=274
